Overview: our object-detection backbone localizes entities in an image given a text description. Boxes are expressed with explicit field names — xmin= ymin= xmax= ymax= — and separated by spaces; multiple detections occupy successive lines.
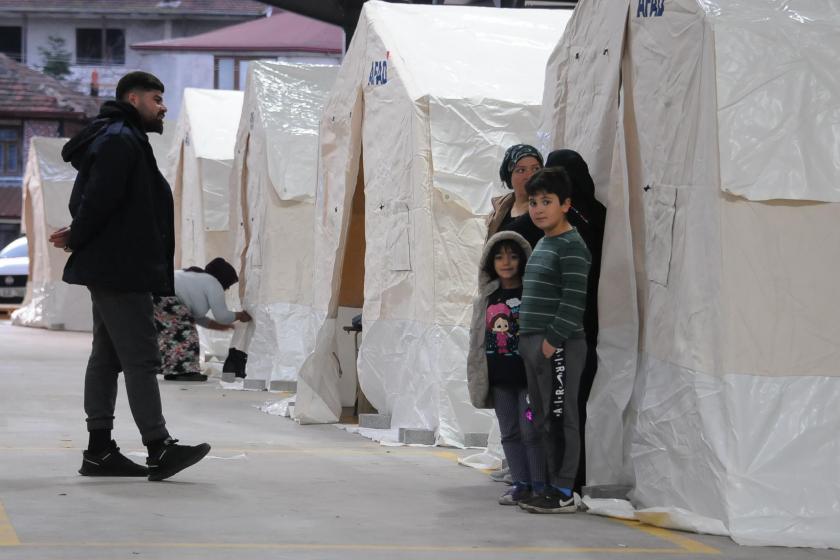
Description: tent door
xmin=337 ymin=154 xmax=376 ymax=420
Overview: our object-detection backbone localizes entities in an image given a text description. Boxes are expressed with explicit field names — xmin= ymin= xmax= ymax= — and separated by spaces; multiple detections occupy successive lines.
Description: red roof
xmin=0 ymin=187 xmax=22 ymax=220
xmin=132 ymin=11 xmax=343 ymax=54
xmin=0 ymin=54 xmax=100 ymax=119
xmin=0 ymin=0 xmax=267 ymax=16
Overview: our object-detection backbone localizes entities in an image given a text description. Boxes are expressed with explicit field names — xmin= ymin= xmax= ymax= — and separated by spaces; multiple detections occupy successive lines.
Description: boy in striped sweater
xmin=517 ymin=167 xmax=591 ymax=514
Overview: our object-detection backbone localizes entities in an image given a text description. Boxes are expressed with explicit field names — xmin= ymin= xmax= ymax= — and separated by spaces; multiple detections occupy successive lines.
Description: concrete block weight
xmin=398 ymin=428 xmax=436 ymax=445
xmin=358 ymin=413 xmax=391 ymax=429
xmin=464 ymin=432 xmax=489 ymax=448
xmin=243 ymin=379 xmax=267 ymax=391
xmin=269 ymin=380 xmax=296 ymax=392
xmin=582 ymin=484 xmax=632 ymax=499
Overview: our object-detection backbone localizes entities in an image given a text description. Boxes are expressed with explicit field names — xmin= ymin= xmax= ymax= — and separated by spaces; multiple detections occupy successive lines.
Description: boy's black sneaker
xmin=518 ymin=487 xmax=576 ymax=514
xmin=146 ymin=438 xmax=211 ymax=481
xmin=79 ymin=441 xmax=148 ymax=477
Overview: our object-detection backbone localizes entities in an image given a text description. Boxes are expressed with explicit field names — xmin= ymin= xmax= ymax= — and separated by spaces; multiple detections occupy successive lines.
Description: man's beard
xmin=144 ymin=115 xmax=164 ymax=134
xmin=140 ymin=113 xmax=163 ymax=134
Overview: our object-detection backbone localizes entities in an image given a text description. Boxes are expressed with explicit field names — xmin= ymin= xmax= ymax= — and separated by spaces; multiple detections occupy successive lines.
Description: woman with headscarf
xmin=544 ymin=149 xmax=606 ymax=491
xmin=486 ymin=144 xmax=545 ymax=248
xmin=153 ymin=257 xmax=252 ymax=381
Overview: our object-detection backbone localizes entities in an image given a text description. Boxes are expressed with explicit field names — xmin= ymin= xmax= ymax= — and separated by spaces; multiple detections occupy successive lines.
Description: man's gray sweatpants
xmin=519 ymin=333 xmax=587 ymax=489
xmin=84 ymin=287 xmax=169 ymax=445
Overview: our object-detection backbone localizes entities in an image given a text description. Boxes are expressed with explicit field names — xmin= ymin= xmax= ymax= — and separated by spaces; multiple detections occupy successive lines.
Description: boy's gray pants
xmin=519 ymin=333 xmax=587 ymax=489
xmin=84 ymin=287 xmax=169 ymax=445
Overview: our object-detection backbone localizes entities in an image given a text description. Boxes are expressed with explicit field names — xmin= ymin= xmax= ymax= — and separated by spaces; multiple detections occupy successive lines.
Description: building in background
xmin=0 ymin=53 xmax=99 ymax=249
xmin=0 ymin=0 xmax=268 ymax=98
xmin=132 ymin=11 xmax=343 ymax=119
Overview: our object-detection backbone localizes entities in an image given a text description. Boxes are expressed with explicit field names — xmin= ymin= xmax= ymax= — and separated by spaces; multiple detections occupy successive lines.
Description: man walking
xmin=49 ymin=71 xmax=210 ymax=481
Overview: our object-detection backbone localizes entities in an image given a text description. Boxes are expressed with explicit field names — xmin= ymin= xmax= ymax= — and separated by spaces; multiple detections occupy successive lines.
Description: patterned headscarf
xmin=499 ymin=144 xmax=544 ymax=188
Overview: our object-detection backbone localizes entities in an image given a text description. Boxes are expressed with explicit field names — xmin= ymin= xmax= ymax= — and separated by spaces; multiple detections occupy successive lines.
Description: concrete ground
xmin=0 ymin=319 xmax=838 ymax=560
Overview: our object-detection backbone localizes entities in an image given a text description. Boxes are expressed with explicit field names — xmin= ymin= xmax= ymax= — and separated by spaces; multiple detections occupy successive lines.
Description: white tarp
xmin=13 ymin=137 xmax=91 ymax=331
xmin=12 ymin=131 xmax=174 ymax=332
xmin=170 ymin=87 xmax=244 ymax=268
xmin=542 ymin=0 xmax=840 ymax=547
xmin=230 ymin=61 xmax=338 ymax=382
xmin=170 ymin=88 xmax=244 ymax=357
xmin=294 ymin=1 xmax=572 ymax=446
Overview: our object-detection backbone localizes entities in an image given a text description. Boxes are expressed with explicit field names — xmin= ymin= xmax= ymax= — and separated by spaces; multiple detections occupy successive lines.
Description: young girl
xmin=468 ymin=231 xmax=546 ymax=505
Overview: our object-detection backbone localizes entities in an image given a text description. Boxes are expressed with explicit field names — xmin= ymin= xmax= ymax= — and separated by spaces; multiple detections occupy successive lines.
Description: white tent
xmin=230 ymin=61 xmax=338 ymax=384
xmin=170 ymin=87 xmax=244 ymax=268
xmin=541 ymin=0 xmax=840 ymax=547
xmin=293 ymin=1 xmax=573 ymax=446
xmin=13 ymin=137 xmax=90 ymax=331
xmin=13 ymin=130 xmax=174 ymax=331
xmin=169 ymin=88 xmax=244 ymax=357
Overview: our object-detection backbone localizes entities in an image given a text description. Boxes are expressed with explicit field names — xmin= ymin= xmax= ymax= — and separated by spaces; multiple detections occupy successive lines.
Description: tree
xmin=39 ymin=36 xmax=72 ymax=80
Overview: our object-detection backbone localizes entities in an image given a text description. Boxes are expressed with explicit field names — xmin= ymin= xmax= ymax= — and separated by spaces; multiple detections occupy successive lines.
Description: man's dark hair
xmin=116 ymin=71 xmax=164 ymax=100
xmin=483 ymin=239 xmax=528 ymax=281
xmin=525 ymin=167 xmax=573 ymax=203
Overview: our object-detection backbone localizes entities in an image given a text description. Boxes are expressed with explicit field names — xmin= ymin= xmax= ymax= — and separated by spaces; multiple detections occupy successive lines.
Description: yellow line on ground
xmin=13 ymin=542 xmax=697 ymax=554
xmin=433 ymin=450 xmax=461 ymax=462
xmin=616 ymin=519 xmax=720 ymax=554
xmin=0 ymin=501 xmax=20 ymax=546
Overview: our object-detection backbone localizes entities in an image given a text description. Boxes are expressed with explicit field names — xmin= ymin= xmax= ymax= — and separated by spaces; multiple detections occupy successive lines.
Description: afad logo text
xmin=368 ymin=59 xmax=388 ymax=86
xmin=637 ymin=0 xmax=664 ymax=17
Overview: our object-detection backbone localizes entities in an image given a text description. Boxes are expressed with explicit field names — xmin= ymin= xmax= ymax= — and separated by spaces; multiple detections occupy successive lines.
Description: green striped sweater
xmin=519 ymin=228 xmax=591 ymax=346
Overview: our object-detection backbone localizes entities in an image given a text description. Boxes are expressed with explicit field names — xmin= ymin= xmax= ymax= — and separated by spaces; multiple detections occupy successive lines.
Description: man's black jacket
xmin=61 ymin=101 xmax=175 ymax=295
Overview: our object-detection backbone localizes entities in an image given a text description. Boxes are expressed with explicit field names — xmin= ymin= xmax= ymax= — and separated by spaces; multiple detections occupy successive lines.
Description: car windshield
xmin=0 ymin=239 xmax=27 ymax=259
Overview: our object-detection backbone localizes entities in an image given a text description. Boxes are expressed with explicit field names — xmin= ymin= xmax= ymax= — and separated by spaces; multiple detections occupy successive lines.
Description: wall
xmin=134 ymin=52 xmax=341 ymax=121
xmin=22 ymin=120 xmax=59 ymax=174
xmin=20 ymin=14 xmax=256 ymax=97
xmin=134 ymin=52 xmax=215 ymax=121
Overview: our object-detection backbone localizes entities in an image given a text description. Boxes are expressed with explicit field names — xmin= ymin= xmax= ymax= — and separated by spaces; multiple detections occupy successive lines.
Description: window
xmin=214 ymin=56 xmax=260 ymax=91
xmin=0 ymin=27 xmax=22 ymax=62
xmin=76 ymin=28 xmax=125 ymax=65
xmin=0 ymin=127 xmax=21 ymax=177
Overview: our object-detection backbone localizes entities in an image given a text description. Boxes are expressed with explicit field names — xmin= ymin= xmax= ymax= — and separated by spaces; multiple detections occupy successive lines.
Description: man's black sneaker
xmin=147 ymin=438 xmax=211 ymax=481
xmin=79 ymin=441 xmax=148 ymax=477
xmin=518 ymin=487 xmax=576 ymax=514
xmin=163 ymin=372 xmax=208 ymax=381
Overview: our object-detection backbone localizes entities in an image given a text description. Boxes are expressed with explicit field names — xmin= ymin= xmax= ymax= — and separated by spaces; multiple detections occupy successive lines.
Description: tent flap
xmin=429 ymin=97 xmax=541 ymax=216
xmin=233 ymin=61 xmax=338 ymax=383
xmin=711 ymin=2 xmax=840 ymax=202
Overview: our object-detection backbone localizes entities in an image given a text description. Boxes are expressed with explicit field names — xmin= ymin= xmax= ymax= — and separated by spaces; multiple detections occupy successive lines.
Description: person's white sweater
xmin=173 ymin=270 xmax=235 ymax=327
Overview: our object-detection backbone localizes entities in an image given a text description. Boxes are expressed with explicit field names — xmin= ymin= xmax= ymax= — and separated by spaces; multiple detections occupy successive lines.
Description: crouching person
xmin=154 ymin=258 xmax=252 ymax=381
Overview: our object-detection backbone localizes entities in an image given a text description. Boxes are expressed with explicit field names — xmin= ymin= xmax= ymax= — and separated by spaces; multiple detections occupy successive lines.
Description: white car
xmin=0 ymin=237 xmax=28 ymax=308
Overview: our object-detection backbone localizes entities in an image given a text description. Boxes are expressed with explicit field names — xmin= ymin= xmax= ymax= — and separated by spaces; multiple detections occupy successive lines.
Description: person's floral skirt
xmin=153 ymin=296 xmax=201 ymax=376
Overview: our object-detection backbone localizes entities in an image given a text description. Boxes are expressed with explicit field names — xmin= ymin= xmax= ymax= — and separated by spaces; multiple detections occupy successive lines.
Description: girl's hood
xmin=477 ymin=230 xmax=532 ymax=291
